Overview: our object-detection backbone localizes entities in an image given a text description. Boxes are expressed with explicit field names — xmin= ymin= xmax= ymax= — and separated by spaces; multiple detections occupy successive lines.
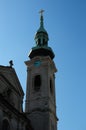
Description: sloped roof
xmin=0 ymin=65 xmax=24 ymax=96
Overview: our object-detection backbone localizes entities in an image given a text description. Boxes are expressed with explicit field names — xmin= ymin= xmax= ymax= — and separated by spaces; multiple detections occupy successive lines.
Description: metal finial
xmin=39 ymin=9 xmax=44 ymax=16
xmin=9 ymin=60 xmax=13 ymax=67
xmin=39 ymin=9 xmax=44 ymax=28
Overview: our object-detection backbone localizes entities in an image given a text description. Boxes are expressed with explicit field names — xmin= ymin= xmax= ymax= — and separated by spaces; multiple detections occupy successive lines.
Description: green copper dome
xmin=29 ymin=11 xmax=55 ymax=59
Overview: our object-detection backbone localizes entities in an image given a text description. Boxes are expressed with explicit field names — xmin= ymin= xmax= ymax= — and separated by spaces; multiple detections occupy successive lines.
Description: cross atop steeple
xmin=39 ymin=9 xmax=44 ymax=16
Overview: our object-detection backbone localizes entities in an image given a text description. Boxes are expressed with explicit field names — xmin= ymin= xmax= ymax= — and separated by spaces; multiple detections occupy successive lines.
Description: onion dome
xmin=34 ymin=10 xmax=49 ymax=47
xmin=29 ymin=10 xmax=55 ymax=59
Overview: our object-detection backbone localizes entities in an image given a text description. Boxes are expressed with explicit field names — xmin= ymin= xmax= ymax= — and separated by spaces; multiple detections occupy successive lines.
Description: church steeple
xmin=35 ymin=10 xmax=49 ymax=47
xmin=29 ymin=10 xmax=55 ymax=59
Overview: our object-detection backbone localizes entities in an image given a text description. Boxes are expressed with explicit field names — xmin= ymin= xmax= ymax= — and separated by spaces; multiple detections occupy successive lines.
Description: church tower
xmin=25 ymin=11 xmax=58 ymax=130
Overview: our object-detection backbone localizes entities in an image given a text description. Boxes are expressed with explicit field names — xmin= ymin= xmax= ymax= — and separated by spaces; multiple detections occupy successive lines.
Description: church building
xmin=0 ymin=11 xmax=58 ymax=130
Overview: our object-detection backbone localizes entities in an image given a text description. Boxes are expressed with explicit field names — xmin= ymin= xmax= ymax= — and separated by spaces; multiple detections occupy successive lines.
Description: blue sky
xmin=0 ymin=0 xmax=86 ymax=130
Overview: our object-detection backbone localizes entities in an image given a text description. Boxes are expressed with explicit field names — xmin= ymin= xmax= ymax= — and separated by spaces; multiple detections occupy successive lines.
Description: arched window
xmin=34 ymin=75 xmax=41 ymax=91
xmin=50 ymin=79 xmax=53 ymax=94
xmin=2 ymin=119 xmax=10 ymax=130
xmin=38 ymin=39 xmax=41 ymax=45
xmin=43 ymin=39 xmax=45 ymax=45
